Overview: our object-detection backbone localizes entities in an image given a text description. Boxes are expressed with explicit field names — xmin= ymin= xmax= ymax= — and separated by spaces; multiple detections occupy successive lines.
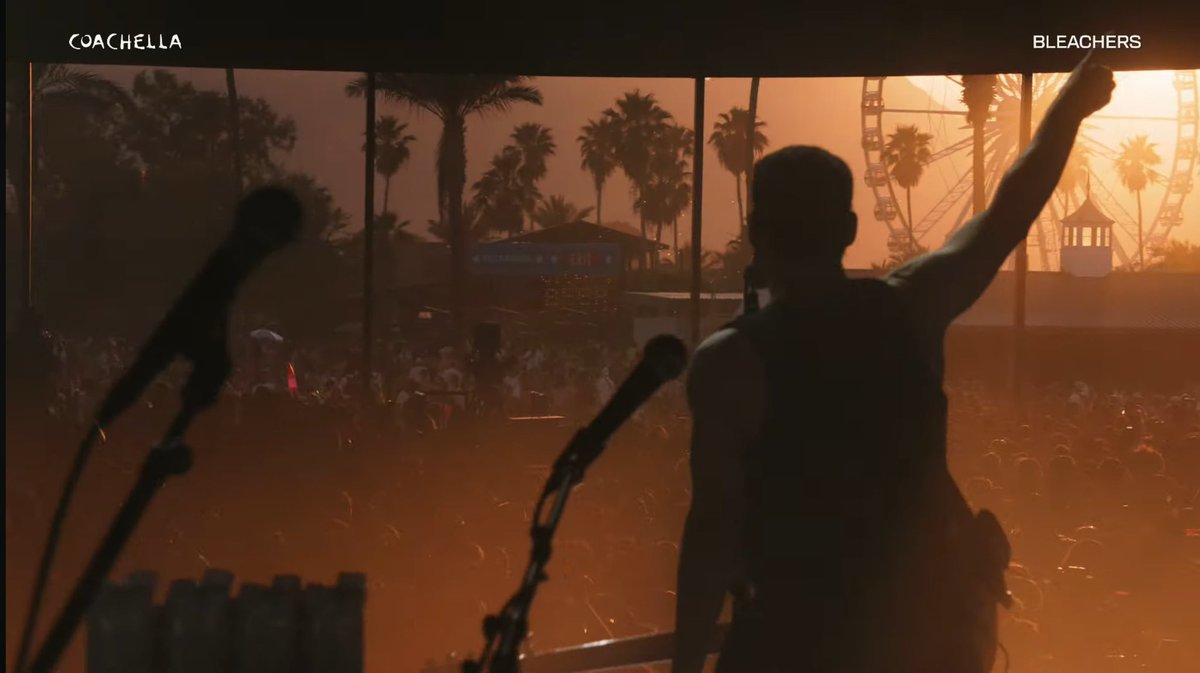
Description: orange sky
xmin=91 ymin=67 xmax=1199 ymax=269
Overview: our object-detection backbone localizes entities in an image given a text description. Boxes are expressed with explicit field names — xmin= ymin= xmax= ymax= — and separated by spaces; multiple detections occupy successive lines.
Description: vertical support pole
xmin=690 ymin=77 xmax=706 ymax=350
xmin=363 ymin=72 xmax=376 ymax=400
xmin=21 ymin=62 xmax=34 ymax=318
xmin=1013 ymin=72 xmax=1033 ymax=408
xmin=743 ymin=77 xmax=760 ymax=240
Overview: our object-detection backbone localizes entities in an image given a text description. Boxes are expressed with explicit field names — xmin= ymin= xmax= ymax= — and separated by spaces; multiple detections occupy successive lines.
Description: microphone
xmin=95 ymin=187 xmax=302 ymax=426
xmin=572 ymin=334 xmax=689 ymax=458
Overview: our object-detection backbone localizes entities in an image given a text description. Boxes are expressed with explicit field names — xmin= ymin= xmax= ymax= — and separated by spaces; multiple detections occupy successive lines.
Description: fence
xmin=87 ymin=569 xmax=365 ymax=673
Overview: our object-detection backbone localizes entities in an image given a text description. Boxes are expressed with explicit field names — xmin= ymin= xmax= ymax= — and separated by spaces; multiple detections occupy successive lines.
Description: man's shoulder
xmin=693 ymin=326 xmax=757 ymax=368
xmin=688 ymin=327 xmax=764 ymax=402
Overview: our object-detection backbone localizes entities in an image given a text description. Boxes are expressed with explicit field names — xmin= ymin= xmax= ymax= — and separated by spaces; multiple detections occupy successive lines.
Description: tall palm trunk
xmin=639 ymin=211 xmax=649 ymax=269
xmin=965 ymin=74 xmax=994 ymax=216
xmin=1136 ymin=191 xmax=1144 ymax=270
xmin=972 ymin=116 xmax=985 ymax=214
xmin=225 ymin=68 xmax=244 ymax=198
xmin=672 ymin=217 xmax=680 ymax=270
xmin=445 ymin=114 xmax=469 ymax=344
xmin=594 ymin=178 xmax=604 ymax=225
xmin=383 ymin=175 xmax=392 ymax=214
xmin=743 ymin=77 xmax=760 ymax=240
xmin=653 ymin=221 xmax=665 ymax=270
xmin=905 ymin=187 xmax=915 ymax=247
xmin=734 ymin=171 xmax=744 ymax=232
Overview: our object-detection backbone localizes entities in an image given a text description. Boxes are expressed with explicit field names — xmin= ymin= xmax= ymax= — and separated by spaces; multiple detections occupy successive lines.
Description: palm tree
xmin=428 ymin=201 xmax=490 ymax=243
xmin=325 ymin=207 xmax=354 ymax=241
xmin=637 ymin=125 xmax=693 ymax=268
xmin=705 ymin=236 xmax=753 ymax=289
xmin=510 ymin=123 xmax=556 ymax=227
xmin=511 ymin=122 xmax=555 ymax=186
xmin=1115 ymin=135 xmax=1162 ymax=270
xmin=603 ymin=91 xmax=674 ymax=240
xmin=377 ymin=211 xmax=420 ymax=243
xmin=531 ymin=195 xmax=594 ymax=229
xmin=472 ymin=145 xmax=542 ymax=236
xmin=677 ymin=242 xmax=721 ymax=288
xmin=709 ymin=107 xmax=769 ymax=234
xmin=362 ymin=115 xmax=416 ymax=215
xmin=961 ymin=74 xmax=997 ymax=215
xmin=6 ymin=64 xmax=133 ymax=174
xmin=641 ymin=173 xmax=692 ymax=261
xmin=5 ymin=63 xmax=132 ymax=317
xmin=1145 ymin=239 xmax=1200 ymax=272
xmin=346 ymin=74 xmax=542 ymax=340
xmin=1056 ymin=146 xmax=1091 ymax=211
xmin=883 ymin=124 xmax=934 ymax=245
xmin=578 ymin=117 xmax=620 ymax=224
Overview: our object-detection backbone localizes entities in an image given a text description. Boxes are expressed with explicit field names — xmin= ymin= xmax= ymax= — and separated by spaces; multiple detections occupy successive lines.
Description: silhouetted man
xmin=673 ymin=55 xmax=1114 ymax=673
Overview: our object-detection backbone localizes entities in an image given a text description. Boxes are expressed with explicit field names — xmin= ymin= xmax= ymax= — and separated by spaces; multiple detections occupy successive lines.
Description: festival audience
xmin=6 ymin=331 xmax=1198 ymax=673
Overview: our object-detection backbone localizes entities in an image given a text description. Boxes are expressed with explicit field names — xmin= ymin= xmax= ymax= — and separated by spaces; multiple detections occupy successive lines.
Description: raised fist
xmin=1055 ymin=50 xmax=1116 ymax=120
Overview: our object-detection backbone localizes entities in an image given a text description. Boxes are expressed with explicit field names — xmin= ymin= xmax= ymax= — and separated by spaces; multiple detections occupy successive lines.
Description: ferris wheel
xmin=860 ymin=70 xmax=1198 ymax=270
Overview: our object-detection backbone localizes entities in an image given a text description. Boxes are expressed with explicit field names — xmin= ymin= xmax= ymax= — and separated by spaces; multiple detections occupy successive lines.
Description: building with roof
xmin=500 ymin=220 xmax=668 ymax=273
xmin=385 ymin=222 xmax=670 ymax=337
xmin=1060 ymin=196 xmax=1115 ymax=277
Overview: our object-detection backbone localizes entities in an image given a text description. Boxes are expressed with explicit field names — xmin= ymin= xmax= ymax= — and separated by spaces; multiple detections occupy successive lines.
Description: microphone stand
xmin=25 ymin=335 xmax=232 ymax=673
xmin=464 ymin=426 xmax=608 ymax=673
xmin=463 ymin=334 xmax=687 ymax=673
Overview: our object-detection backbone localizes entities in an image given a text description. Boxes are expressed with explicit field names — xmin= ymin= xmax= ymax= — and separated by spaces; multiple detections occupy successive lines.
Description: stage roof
xmin=8 ymin=3 xmax=1200 ymax=76
xmin=506 ymin=221 xmax=669 ymax=252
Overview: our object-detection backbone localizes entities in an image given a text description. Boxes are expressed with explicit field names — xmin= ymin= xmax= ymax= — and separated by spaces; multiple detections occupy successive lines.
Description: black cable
xmin=13 ymin=424 xmax=104 ymax=673
xmin=12 ymin=187 xmax=295 ymax=673
xmin=27 ymin=409 xmax=195 ymax=673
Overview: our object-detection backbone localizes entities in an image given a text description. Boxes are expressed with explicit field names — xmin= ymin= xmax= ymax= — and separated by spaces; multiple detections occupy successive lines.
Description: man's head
xmin=748 ymin=146 xmax=856 ymax=282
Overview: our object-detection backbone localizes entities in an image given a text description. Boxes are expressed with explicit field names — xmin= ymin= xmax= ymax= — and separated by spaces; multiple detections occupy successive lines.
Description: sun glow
xmin=894 ymin=70 xmax=1198 ymax=251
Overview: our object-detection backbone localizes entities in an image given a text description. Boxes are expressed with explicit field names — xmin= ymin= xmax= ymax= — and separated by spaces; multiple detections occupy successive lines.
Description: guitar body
xmin=710 ymin=507 xmax=1010 ymax=673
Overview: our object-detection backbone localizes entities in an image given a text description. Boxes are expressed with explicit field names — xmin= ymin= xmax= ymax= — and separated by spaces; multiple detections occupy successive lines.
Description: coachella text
xmin=69 ymin=34 xmax=183 ymax=50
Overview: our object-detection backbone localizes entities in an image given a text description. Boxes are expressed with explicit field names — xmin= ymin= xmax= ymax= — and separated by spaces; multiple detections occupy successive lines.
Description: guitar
xmin=521 ymin=509 xmax=1011 ymax=673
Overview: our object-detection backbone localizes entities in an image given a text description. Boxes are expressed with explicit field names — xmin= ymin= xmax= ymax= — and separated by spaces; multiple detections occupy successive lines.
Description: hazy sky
xmin=90 ymin=66 xmax=1198 ymax=270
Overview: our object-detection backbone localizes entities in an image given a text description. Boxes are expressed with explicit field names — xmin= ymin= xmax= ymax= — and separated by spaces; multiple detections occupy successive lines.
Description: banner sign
xmin=470 ymin=243 xmax=622 ymax=277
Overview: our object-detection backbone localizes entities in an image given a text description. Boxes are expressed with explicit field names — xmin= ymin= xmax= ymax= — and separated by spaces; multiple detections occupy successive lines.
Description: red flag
xmin=287 ymin=361 xmax=299 ymax=396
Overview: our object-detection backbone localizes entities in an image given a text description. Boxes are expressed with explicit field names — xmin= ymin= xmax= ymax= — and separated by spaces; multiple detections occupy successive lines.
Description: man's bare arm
xmin=672 ymin=328 xmax=763 ymax=673
xmin=889 ymin=53 xmax=1116 ymax=327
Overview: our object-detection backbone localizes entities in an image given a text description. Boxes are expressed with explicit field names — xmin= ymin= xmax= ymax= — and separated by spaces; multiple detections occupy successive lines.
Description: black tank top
xmin=720 ymin=278 xmax=973 ymax=672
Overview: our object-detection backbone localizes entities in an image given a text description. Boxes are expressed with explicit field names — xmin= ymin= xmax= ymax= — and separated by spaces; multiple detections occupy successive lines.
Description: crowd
xmin=5 ymin=330 xmax=1198 ymax=673
xmin=38 ymin=331 xmax=687 ymax=436
xmin=944 ymin=380 xmax=1200 ymax=673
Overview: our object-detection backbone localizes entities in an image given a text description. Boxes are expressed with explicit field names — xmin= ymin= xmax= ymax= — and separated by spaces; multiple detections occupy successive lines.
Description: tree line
xmin=5 ymin=67 xmax=776 ymax=337
xmin=7 ymin=66 xmax=1195 ymax=338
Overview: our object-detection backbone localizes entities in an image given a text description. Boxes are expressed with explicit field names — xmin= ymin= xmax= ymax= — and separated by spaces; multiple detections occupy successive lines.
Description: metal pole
xmin=363 ymin=72 xmax=376 ymax=399
xmin=22 ymin=62 xmax=34 ymax=318
xmin=690 ymin=77 xmax=706 ymax=350
xmin=743 ymin=77 xmax=760 ymax=239
xmin=1013 ymin=72 xmax=1032 ymax=407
